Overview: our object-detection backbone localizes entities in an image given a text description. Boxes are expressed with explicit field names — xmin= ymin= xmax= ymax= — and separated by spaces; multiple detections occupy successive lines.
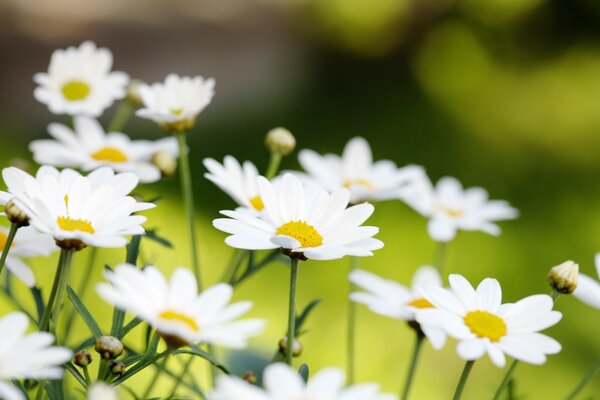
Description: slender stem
xmin=401 ymin=332 xmax=425 ymax=400
xmin=265 ymin=152 xmax=282 ymax=180
xmin=452 ymin=360 xmax=475 ymax=400
xmin=107 ymin=101 xmax=133 ymax=132
xmin=169 ymin=354 xmax=195 ymax=398
xmin=141 ymin=352 xmax=170 ymax=399
xmin=286 ymin=257 xmax=300 ymax=365
xmin=64 ymin=247 xmax=98 ymax=342
xmin=434 ymin=241 xmax=448 ymax=276
xmin=220 ymin=249 xmax=246 ymax=283
xmin=347 ymin=256 xmax=359 ymax=384
xmin=83 ymin=366 xmax=92 ymax=386
xmin=0 ymin=223 xmax=19 ymax=277
xmin=39 ymin=249 xmax=74 ymax=332
xmin=492 ymin=360 xmax=519 ymax=400
xmin=564 ymin=355 xmax=600 ymax=400
xmin=34 ymin=381 xmax=46 ymax=400
xmin=176 ymin=132 xmax=203 ymax=291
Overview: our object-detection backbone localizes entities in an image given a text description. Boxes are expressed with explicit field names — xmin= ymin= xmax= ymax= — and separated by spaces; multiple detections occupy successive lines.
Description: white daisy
xmin=0 ymin=225 xmax=57 ymax=287
xmin=0 ymin=312 xmax=73 ymax=400
xmin=400 ymin=175 xmax=518 ymax=242
xmin=96 ymin=264 xmax=265 ymax=348
xmin=29 ymin=116 xmax=178 ymax=183
xmin=297 ymin=137 xmax=425 ymax=204
xmin=573 ymin=253 xmax=600 ymax=310
xmin=209 ymin=362 xmax=396 ymax=400
xmin=87 ymin=383 xmax=118 ymax=400
xmin=2 ymin=166 xmax=154 ymax=249
xmin=136 ymin=74 xmax=215 ymax=133
xmin=33 ymin=41 xmax=129 ymax=117
xmin=349 ymin=265 xmax=447 ymax=349
xmin=212 ymin=173 xmax=383 ymax=260
xmin=416 ymin=274 xmax=562 ymax=367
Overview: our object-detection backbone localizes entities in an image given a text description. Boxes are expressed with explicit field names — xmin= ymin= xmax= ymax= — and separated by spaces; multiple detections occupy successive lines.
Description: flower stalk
xmin=401 ymin=331 xmax=425 ymax=400
xmin=0 ymin=223 xmax=18 ymax=278
xmin=39 ymin=248 xmax=74 ymax=332
xmin=347 ymin=256 xmax=359 ymax=384
xmin=452 ymin=360 xmax=475 ymax=400
xmin=492 ymin=360 xmax=519 ymax=400
xmin=286 ymin=257 xmax=300 ymax=365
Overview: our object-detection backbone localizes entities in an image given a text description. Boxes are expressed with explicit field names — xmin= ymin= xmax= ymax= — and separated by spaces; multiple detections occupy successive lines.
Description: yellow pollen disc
xmin=91 ymin=147 xmax=128 ymax=163
xmin=276 ymin=221 xmax=323 ymax=248
xmin=159 ymin=310 xmax=200 ymax=332
xmin=170 ymin=108 xmax=183 ymax=116
xmin=61 ymin=80 xmax=91 ymax=101
xmin=343 ymin=178 xmax=374 ymax=191
xmin=0 ymin=232 xmax=13 ymax=251
xmin=249 ymin=195 xmax=264 ymax=211
xmin=408 ymin=298 xmax=434 ymax=309
xmin=464 ymin=310 xmax=507 ymax=342
xmin=57 ymin=216 xmax=95 ymax=233
xmin=440 ymin=205 xmax=465 ymax=218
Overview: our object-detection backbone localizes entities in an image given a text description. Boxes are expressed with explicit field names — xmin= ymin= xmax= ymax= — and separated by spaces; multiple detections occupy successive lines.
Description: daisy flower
xmin=136 ymin=74 xmax=215 ymax=133
xmin=0 ymin=312 xmax=73 ymax=400
xmin=212 ymin=173 xmax=383 ymax=260
xmin=87 ymin=383 xmax=118 ymax=400
xmin=209 ymin=362 xmax=396 ymax=400
xmin=29 ymin=116 xmax=178 ymax=183
xmin=96 ymin=264 xmax=265 ymax=348
xmin=416 ymin=274 xmax=562 ymax=367
xmin=573 ymin=253 xmax=600 ymax=310
xmin=401 ymin=175 xmax=518 ymax=242
xmin=0 ymin=225 xmax=57 ymax=287
xmin=349 ymin=265 xmax=447 ymax=348
xmin=297 ymin=137 xmax=425 ymax=204
xmin=33 ymin=41 xmax=129 ymax=117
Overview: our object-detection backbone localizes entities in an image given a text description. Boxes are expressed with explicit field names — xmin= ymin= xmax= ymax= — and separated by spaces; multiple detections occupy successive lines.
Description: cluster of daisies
xmin=0 ymin=40 xmax=597 ymax=400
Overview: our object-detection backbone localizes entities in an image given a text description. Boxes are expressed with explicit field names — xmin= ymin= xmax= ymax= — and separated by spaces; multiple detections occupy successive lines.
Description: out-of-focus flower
xmin=349 ymin=265 xmax=446 ymax=348
xmin=573 ymin=253 xmax=600 ymax=310
xmin=29 ymin=116 xmax=178 ymax=183
xmin=208 ymin=362 xmax=397 ymax=400
xmin=401 ymin=175 xmax=518 ymax=242
xmin=0 ymin=225 xmax=56 ymax=287
xmin=548 ymin=260 xmax=579 ymax=295
xmin=87 ymin=383 xmax=118 ymax=400
xmin=297 ymin=137 xmax=424 ymax=204
xmin=416 ymin=274 xmax=562 ymax=367
xmin=213 ymin=173 xmax=383 ymax=260
xmin=136 ymin=74 xmax=215 ymax=133
xmin=0 ymin=312 xmax=73 ymax=400
xmin=97 ymin=264 xmax=265 ymax=348
xmin=33 ymin=41 xmax=129 ymax=117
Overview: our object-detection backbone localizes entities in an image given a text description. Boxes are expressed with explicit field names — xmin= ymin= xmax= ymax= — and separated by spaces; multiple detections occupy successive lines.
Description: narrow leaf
xmin=66 ymin=286 xmax=103 ymax=338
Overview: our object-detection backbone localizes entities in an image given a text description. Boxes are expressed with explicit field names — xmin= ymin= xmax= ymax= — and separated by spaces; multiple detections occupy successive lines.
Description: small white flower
xmin=97 ymin=264 xmax=265 ymax=348
xmin=297 ymin=137 xmax=424 ymax=204
xmin=416 ymin=274 xmax=562 ymax=367
xmin=33 ymin=41 xmax=129 ymax=117
xmin=349 ymin=265 xmax=447 ymax=349
xmin=573 ymin=253 xmax=600 ymax=310
xmin=213 ymin=173 xmax=383 ymax=260
xmin=0 ymin=312 xmax=73 ymax=400
xmin=401 ymin=175 xmax=518 ymax=242
xmin=87 ymin=383 xmax=118 ymax=400
xmin=136 ymin=74 xmax=215 ymax=133
xmin=29 ymin=116 xmax=178 ymax=183
xmin=1 ymin=166 xmax=154 ymax=249
xmin=0 ymin=225 xmax=57 ymax=287
xmin=209 ymin=362 xmax=396 ymax=400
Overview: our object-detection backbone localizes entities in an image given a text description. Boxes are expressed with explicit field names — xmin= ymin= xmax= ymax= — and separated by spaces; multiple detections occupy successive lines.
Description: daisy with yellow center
xmin=416 ymin=274 xmax=562 ymax=367
xmin=96 ymin=264 xmax=265 ymax=348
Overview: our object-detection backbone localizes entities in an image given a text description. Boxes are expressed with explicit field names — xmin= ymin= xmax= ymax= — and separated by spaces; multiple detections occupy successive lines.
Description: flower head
xmin=416 ymin=274 xmax=562 ymax=367
xmin=0 ymin=312 xmax=72 ymax=400
xmin=87 ymin=383 xmax=118 ymax=400
xmin=29 ymin=116 xmax=178 ymax=183
xmin=401 ymin=175 xmax=518 ymax=242
xmin=548 ymin=260 xmax=579 ymax=295
xmin=298 ymin=137 xmax=424 ymax=204
xmin=136 ymin=74 xmax=215 ymax=133
xmin=97 ymin=264 xmax=265 ymax=348
xmin=573 ymin=253 xmax=600 ymax=310
xmin=33 ymin=41 xmax=129 ymax=117
xmin=213 ymin=173 xmax=383 ymax=260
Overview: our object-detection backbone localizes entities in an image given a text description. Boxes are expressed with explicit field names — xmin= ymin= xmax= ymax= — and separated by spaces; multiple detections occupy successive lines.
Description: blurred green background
xmin=1 ymin=0 xmax=600 ymax=398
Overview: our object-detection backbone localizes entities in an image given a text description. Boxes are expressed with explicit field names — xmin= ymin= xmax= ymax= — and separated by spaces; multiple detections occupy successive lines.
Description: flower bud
xmin=548 ymin=260 xmax=579 ymax=294
xmin=126 ymin=79 xmax=145 ymax=106
xmin=278 ymin=336 xmax=302 ymax=357
xmin=109 ymin=360 xmax=125 ymax=376
xmin=152 ymin=151 xmax=177 ymax=177
xmin=265 ymin=127 xmax=296 ymax=156
xmin=74 ymin=350 xmax=93 ymax=367
xmin=5 ymin=199 xmax=29 ymax=226
xmin=95 ymin=336 xmax=124 ymax=360
xmin=242 ymin=371 xmax=257 ymax=384
xmin=56 ymin=238 xmax=87 ymax=251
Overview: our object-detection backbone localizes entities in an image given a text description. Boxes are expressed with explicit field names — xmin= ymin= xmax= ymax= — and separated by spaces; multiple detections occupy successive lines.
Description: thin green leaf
xmin=111 ymin=332 xmax=162 ymax=385
xmin=65 ymin=362 xmax=87 ymax=389
xmin=73 ymin=336 xmax=95 ymax=353
xmin=66 ymin=286 xmax=103 ymax=338
xmin=30 ymin=287 xmax=45 ymax=321
xmin=126 ymin=235 xmax=142 ymax=265
xmin=295 ymin=299 xmax=321 ymax=336
xmin=174 ymin=345 xmax=230 ymax=374
xmin=144 ymin=229 xmax=173 ymax=248
xmin=298 ymin=364 xmax=310 ymax=382
xmin=119 ymin=317 xmax=143 ymax=338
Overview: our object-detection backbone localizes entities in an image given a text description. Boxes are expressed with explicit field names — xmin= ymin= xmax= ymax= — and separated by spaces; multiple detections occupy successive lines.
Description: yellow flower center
xmin=463 ymin=310 xmax=507 ymax=342
xmin=439 ymin=205 xmax=465 ymax=218
xmin=57 ymin=216 xmax=95 ymax=233
xmin=159 ymin=310 xmax=200 ymax=332
xmin=249 ymin=195 xmax=264 ymax=211
xmin=170 ymin=108 xmax=184 ymax=116
xmin=91 ymin=147 xmax=128 ymax=163
xmin=61 ymin=80 xmax=91 ymax=101
xmin=276 ymin=221 xmax=323 ymax=248
xmin=343 ymin=178 xmax=374 ymax=191
xmin=408 ymin=297 xmax=434 ymax=309
xmin=0 ymin=232 xmax=14 ymax=251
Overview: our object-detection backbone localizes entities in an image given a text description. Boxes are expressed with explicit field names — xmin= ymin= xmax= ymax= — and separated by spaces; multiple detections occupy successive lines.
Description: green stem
xmin=169 ymin=355 xmax=195 ymax=398
xmin=434 ymin=241 xmax=448 ymax=276
xmin=39 ymin=249 xmax=74 ymax=332
xmin=0 ymin=223 xmax=19 ymax=277
xmin=265 ymin=152 xmax=282 ymax=180
xmin=220 ymin=249 xmax=246 ymax=283
xmin=34 ymin=381 xmax=46 ymax=400
xmin=347 ymin=256 xmax=359 ymax=384
xmin=286 ymin=257 xmax=300 ymax=365
xmin=83 ymin=366 xmax=92 ymax=386
xmin=141 ymin=352 xmax=170 ymax=399
xmin=492 ymin=360 xmax=519 ymax=400
xmin=176 ymin=132 xmax=203 ymax=291
xmin=401 ymin=332 xmax=425 ymax=400
xmin=564 ymin=355 xmax=600 ymax=400
xmin=452 ymin=360 xmax=475 ymax=400
xmin=107 ymin=101 xmax=133 ymax=132
xmin=64 ymin=247 xmax=98 ymax=342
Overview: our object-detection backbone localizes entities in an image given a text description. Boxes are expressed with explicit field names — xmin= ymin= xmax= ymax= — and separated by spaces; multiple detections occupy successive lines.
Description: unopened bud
xmin=5 ymin=199 xmax=29 ymax=226
xmin=265 ymin=127 xmax=296 ymax=156
xmin=152 ymin=151 xmax=177 ymax=177
xmin=548 ymin=261 xmax=579 ymax=294
xmin=278 ymin=336 xmax=302 ymax=357
xmin=109 ymin=360 xmax=125 ymax=376
xmin=74 ymin=350 xmax=93 ymax=367
xmin=242 ymin=371 xmax=257 ymax=384
xmin=126 ymin=79 xmax=145 ymax=106
xmin=95 ymin=336 xmax=124 ymax=360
